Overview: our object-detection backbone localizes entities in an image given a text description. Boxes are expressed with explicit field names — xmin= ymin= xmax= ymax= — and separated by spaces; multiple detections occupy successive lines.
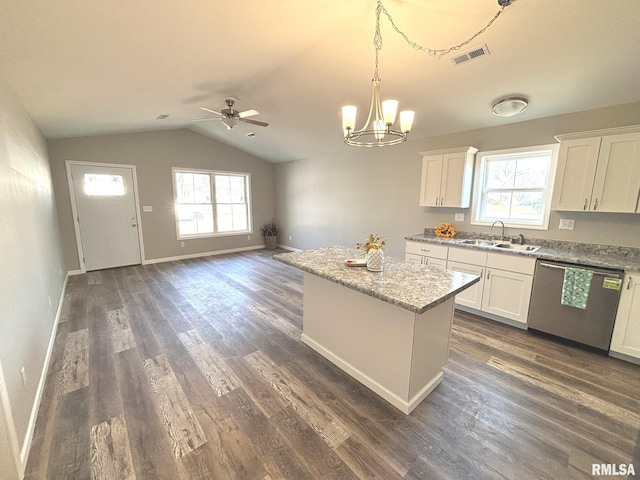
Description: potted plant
xmin=260 ymin=219 xmax=279 ymax=250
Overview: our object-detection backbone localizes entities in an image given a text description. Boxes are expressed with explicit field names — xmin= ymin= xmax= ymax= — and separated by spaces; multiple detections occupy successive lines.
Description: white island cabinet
xmin=274 ymin=246 xmax=479 ymax=414
xmin=610 ymin=273 xmax=640 ymax=363
xmin=552 ymin=127 xmax=640 ymax=213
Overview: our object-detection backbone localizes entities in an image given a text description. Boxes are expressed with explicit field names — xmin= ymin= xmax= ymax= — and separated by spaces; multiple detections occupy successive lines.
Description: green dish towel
xmin=561 ymin=267 xmax=593 ymax=309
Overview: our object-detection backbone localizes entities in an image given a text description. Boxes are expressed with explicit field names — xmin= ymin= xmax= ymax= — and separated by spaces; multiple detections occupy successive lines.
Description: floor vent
xmin=451 ymin=44 xmax=490 ymax=66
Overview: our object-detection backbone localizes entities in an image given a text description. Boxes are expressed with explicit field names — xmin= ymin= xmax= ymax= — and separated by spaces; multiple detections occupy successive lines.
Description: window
xmin=172 ymin=168 xmax=251 ymax=238
xmin=83 ymin=173 xmax=125 ymax=196
xmin=471 ymin=145 xmax=558 ymax=230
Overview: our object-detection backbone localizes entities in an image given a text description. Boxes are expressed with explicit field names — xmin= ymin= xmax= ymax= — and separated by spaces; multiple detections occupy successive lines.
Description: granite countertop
xmin=273 ymin=246 xmax=479 ymax=314
xmin=405 ymin=232 xmax=640 ymax=272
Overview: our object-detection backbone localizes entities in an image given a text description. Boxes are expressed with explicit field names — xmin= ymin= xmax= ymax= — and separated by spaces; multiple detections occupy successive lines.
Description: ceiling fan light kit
xmin=342 ymin=0 xmax=516 ymax=147
xmin=492 ymin=97 xmax=529 ymax=117
xmin=196 ymin=98 xmax=268 ymax=130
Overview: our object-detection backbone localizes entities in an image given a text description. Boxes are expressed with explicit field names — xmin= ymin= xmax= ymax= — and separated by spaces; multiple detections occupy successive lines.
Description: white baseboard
xmin=67 ymin=269 xmax=83 ymax=276
xmin=19 ymin=272 xmax=69 ymax=475
xmin=141 ymin=245 xmax=266 ymax=265
xmin=301 ymin=333 xmax=441 ymax=415
xmin=277 ymin=244 xmax=301 ymax=252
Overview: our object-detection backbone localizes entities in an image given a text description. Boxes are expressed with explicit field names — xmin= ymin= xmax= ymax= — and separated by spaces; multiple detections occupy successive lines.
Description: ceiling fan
xmin=193 ymin=98 xmax=269 ymax=130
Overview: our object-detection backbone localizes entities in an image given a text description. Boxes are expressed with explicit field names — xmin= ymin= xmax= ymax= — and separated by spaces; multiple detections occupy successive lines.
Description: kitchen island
xmin=273 ymin=246 xmax=479 ymax=414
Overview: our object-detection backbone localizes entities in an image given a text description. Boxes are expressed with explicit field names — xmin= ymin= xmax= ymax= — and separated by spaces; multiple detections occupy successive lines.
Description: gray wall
xmin=48 ymin=129 xmax=276 ymax=271
xmin=275 ymin=102 xmax=640 ymax=259
xmin=0 ymin=83 xmax=66 ymax=479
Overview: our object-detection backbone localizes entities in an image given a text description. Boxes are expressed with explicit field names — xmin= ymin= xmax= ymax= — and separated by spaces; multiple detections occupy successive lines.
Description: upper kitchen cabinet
xmin=551 ymin=127 xmax=640 ymax=213
xmin=419 ymin=146 xmax=478 ymax=207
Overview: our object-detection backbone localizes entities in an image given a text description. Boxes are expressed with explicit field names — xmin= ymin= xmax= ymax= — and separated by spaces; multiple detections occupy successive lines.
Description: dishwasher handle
xmin=538 ymin=262 xmax=622 ymax=278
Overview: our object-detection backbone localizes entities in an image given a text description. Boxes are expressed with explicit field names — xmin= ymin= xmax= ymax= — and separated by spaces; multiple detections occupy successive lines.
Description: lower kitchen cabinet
xmin=610 ymin=273 xmax=640 ymax=361
xmin=447 ymin=246 xmax=535 ymax=325
xmin=481 ymin=267 xmax=534 ymax=324
xmin=405 ymin=241 xmax=447 ymax=270
xmin=447 ymin=261 xmax=485 ymax=309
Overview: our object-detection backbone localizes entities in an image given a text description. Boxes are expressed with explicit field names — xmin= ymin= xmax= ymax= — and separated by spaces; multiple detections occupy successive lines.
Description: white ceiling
xmin=2 ymin=0 xmax=640 ymax=163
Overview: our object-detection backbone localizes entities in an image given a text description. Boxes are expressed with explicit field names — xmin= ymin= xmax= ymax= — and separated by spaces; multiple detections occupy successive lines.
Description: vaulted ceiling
xmin=2 ymin=0 xmax=639 ymax=162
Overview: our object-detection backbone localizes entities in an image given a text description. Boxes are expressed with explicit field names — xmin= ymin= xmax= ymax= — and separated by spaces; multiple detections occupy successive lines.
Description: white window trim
xmin=470 ymin=144 xmax=558 ymax=231
xmin=172 ymin=167 xmax=253 ymax=240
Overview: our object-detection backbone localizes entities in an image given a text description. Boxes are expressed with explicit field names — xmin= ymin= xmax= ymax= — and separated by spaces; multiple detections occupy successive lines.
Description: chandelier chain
xmin=378 ymin=1 xmax=509 ymax=60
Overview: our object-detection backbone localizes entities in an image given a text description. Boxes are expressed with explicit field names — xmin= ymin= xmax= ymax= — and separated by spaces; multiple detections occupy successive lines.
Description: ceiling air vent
xmin=450 ymin=44 xmax=490 ymax=66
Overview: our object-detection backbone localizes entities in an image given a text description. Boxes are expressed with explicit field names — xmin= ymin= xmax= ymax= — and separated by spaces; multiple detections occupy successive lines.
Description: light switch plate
xmin=142 ymin=205 xmax=153 ymax=213
xmin=559 ymin=218 xmax=575 ymax=230
xmin=454 ymin=213 xmax=465 ymax=222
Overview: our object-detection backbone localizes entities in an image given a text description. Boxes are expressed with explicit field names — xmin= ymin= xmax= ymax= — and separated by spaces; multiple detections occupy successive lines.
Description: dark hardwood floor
xmin=24 ymin=249 xmax=640 ymax=479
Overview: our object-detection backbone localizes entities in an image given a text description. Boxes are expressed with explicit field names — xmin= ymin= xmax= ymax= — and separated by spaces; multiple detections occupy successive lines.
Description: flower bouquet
xmin=435 ymin=222 xmax=456 ymax=238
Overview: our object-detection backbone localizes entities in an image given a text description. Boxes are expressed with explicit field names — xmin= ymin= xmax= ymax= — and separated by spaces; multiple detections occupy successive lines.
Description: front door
xmin=70 ymin=164 xmax=141 ymax=271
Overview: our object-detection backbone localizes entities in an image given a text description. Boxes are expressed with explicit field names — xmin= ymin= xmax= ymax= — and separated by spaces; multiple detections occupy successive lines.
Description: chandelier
xmin=341 ymin=0 xmax=514 ymax=147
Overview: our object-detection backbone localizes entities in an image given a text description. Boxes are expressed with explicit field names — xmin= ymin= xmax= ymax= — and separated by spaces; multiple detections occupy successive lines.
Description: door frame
xmin=66 ymin=160 xmax=146 ymax=273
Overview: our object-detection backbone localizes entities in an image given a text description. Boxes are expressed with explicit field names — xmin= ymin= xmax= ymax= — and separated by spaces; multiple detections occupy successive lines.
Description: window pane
xmin=216 ymin=204 xmax=232 ymax=231
xmin=511 ymin=192 xmax=544 ymax=220
xmin=229 ymin=176 xmax=245 ymax=203
xmin=193 ymin=174 xmax=211 ymax=203
xmin=175 ymin=173 xmax=195 ymax=203
xmin=485 ymin=159 xmax=515 ymax=189
xmin=177 ymin=204 xmax=213 ymax=236
xmin=84 ymin=174 xmax=125 ymax=196
xmin=514 ymin=155 xmax=548 ymax=188
xmin=482 ymin=192 xmax=512 ymax=218
xmin=231 ymin=204 xmax=248 ymax=230
xmin=215 ymin=176 xmax=231 ymax=203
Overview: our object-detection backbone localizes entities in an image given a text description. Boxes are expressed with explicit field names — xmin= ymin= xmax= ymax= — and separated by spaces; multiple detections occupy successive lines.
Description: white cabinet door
xmin=426 ymin=258 xmax=447 ymax=270
xmin=482 ymin=268 xmax=533 ymax=324
xmin=419 ymin=147 xmax=477 ymax=207
xmin=552 ymin=131 xmax=640 ymax=213
xmin=591 ymin=133 xmax=640 ymax=213
xmin=447 ymin=261 xmax=484 ymax=309
xmin=551 ymin=137 xmax=600 ymax=211
xmin=405 ymin=253 xmax=425 ymax=265
xmin=419 ymin=155 xmax=444 ymax=207
xmin=610 ymin=274 xmax=640 ymax=359
xmin=441 ymin=152 xmax=472 ymax=207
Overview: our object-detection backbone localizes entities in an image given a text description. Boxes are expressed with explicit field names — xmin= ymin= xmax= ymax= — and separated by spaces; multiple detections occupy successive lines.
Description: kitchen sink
xmin=492 ymin=243 xmax=541 ymax=253
xmin=456 ymin=238 xmax=541 ymax=253
xmin=457 ymin=239 xmax=497 ymax=247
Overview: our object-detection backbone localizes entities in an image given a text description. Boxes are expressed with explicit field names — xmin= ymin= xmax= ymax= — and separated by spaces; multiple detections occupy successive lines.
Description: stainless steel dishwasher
xmin=528 ymin=259 xmax=623 ymax=351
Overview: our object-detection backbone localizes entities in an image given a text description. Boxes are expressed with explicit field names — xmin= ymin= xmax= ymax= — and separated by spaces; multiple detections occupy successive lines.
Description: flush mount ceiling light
xmin=341 ymin=0 xmax=515 ymax=147
xmin=492 ymin=97 xmax=529 ymax=117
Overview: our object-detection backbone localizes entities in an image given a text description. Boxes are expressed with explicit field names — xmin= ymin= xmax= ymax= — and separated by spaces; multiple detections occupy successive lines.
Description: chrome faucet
xmin=517 ymin=233 xmax=525 ymax=245
xmin=491 ymin=220 xmax=506 ymax=241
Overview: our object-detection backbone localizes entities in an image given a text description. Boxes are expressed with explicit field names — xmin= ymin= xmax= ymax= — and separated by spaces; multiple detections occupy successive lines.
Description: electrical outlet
xmin=559 ymin=219 xmax=575 ymax=230
xmin=247 ymin=235 xmax=251 ymax=240
xmin=454 ymin=213 xmax=465 ymax=222
xmin=288 ymin=235 xmax=292 ymax=241
xmin=180 ymin=241 xmax=185 ymax=247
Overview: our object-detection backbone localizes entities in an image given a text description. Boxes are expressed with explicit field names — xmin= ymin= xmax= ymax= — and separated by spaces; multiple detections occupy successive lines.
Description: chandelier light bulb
xmin=382 ymin=99 xmax=398 ymax=125
xmin=400 ymin=110 xmax=415 ymax=133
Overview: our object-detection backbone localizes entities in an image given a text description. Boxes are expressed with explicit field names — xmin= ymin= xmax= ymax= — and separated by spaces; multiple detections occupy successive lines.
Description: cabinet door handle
xmin=627 ymin=277 xmax=633 ymax=290
xmin=435 ymin=197 xmax=439 ymax=206
xmin=440 ymin=197 xmax=444 ymax=206
xmin=486 ymin=270 xmax=490 ymax=279
xmin=583 ymin=198 xmax=588 ymax=210
xmin=593 ymin=198 xmax=598 ymax=210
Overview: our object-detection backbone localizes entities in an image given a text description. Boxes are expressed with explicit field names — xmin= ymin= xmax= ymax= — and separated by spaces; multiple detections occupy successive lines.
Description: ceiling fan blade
xmin=191 ymin=117 xmax=221 ymax=122
xmin=240 ymin=118 xmax=269 ymax=127
xmin=238 ymin=109 xmax=259 ymax=118
xmin=199 ymin=106 xmax=223 ymax=116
